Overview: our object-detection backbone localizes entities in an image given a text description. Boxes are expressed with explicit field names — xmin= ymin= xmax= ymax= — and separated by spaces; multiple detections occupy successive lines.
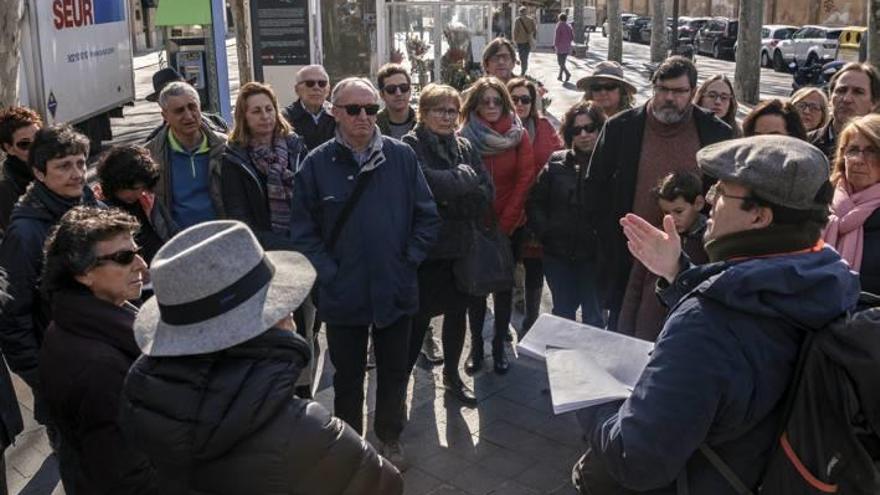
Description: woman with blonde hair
xmin=824 ymin=113 xmax=880 ymax=294
xmin=790 ymin=87 xmax=830 ymax=133
xmin=693 ymin=75 xmax=741 ymax=136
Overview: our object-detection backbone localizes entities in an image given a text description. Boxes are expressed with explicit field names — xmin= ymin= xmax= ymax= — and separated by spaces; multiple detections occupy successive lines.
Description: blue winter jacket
xmin=581 ymin=246 xmax=860 ymax=494
xmin=289 ymin=136 xmax=440 ymax=328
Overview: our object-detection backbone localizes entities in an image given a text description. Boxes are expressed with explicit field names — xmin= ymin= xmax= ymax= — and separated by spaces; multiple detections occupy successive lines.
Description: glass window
xmin=762 ymin=28 xmax=769 ymax=38
xmin=826 ymin=30 xmax=842 ymax=40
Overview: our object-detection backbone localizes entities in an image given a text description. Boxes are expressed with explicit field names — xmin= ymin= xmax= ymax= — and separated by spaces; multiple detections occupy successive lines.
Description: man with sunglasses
xmin=0 ymin=106 xmax=42 ymax=237
xmin=290 ymin=77 xmax=440 ymax=471
xmin=587 ymin=56 xmax=732 ymax=332
xmin=376 ymin=64 xmax=416 ymax=140
xmin=282 ymin=65 xmax=337 ymax=150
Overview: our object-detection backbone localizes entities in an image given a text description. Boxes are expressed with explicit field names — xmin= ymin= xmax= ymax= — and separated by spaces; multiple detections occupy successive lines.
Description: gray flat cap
xmin=697 ymin=136 xmax=830 ymax=211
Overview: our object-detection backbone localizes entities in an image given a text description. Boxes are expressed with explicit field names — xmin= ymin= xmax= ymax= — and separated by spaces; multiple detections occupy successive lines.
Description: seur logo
xmin=53 ymin=0 xmax=125 ymax=30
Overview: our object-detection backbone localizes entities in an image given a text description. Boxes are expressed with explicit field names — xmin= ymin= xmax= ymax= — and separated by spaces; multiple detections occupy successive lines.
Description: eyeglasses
xmin=429 ymin=107 xmax=459 ymax=119
xmin=704 ymin=92 xmax=732 ymax=103
xmin=299 ymin=80 xmax=328 ymax=88
xmin=590 ymin=83 xmax=619 ymax=93
xmin=94 ymin=247 xmax=142 ymax=266
xmin=844 ymin=146 xmax=880 ymax=161
xmin=334 ymin=104 xmax=380 ymax=116
xmin=13 ymin=140 xmax=32 ymax=151
xmin=480 ymin=96 xmax=503 ymax=108
xmin=511 ymin=95 xmax=533 ymax=105
xmin=706 ymin=183 xmax=751 ymax=204
xmin=653 ymin=85 xmax=692 ymax=96
xmin=570 ymin=123 xmax=600 ymax=135
xmin=489 ymin=53 xmax=513 ymax=63
xmin=382 ymin=83 xmax=411 ymax=95
xmin=794 ymin=101 xmax=822 ymax=113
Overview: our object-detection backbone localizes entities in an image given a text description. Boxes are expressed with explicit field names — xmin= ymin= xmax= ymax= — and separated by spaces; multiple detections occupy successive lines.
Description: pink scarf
xmin=823 ymin=181 xmax=880 ymax=271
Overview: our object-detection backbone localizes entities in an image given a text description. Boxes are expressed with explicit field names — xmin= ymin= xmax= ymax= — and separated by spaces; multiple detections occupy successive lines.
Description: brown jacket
xmin=514 ymin=15 xmax=537 ymax=44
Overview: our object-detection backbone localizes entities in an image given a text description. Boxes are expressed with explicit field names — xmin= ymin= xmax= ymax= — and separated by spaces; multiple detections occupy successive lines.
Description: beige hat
xmin=576 ymin=61 xmax=637 ymax=94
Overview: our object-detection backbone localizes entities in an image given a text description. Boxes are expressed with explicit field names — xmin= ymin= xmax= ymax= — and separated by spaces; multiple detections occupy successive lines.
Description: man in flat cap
xmin=571 ymin=136 xmax=861 ymax=493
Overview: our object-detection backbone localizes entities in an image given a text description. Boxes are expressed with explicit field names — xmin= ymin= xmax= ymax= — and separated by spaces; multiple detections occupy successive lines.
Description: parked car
xmin=772 ymin=25 xmax=843 ymax=72
xmin=602 ymin=13 xmax=637 ymax=38
xmin=625 ymin=16 xmax=651 ymax=43
xmin=695 ymin=17 xmax=739 ymax=59
xmin=639 ymin=17 xmax=675 ymax=45
xmin=677 ymin=17 xmax=711 ymax=44
xmin=760 ymin=25 xmax=799 ymax=67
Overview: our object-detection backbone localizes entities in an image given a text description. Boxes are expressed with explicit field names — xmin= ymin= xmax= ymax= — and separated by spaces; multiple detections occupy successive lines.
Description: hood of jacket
xmin=692 ymin=246 xmax=860 ymax=330
xmin=10 ymin=181 xmax=98 ymax=224
xmin=121 ymin=328 xmax=311 ymax=464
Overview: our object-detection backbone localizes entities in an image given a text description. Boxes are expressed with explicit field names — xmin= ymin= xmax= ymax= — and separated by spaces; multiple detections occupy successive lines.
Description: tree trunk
xmin=650 ymin=0 xmax=667 ymax=62
xmin=0 ymin=0 xmax=24 ymax=107
xmin=574 ymin=0 xmax=585 ymax=45
xmin=230 ymin=0 xmax=253 ymax=84
xmin=869 ymin=0 xmax=880 ymax=66
xmin=607 ymin=0 xmax=623 ymax=62
xmin=733 ymin=0 xmax=762 ymax=105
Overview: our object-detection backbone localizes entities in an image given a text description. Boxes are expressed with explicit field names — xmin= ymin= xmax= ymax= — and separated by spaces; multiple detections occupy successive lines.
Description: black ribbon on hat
xmin=158 ymin=257 xmax=275 ymax=326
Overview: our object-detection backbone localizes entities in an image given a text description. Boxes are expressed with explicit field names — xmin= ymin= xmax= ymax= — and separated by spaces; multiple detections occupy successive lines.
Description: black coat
xmin=120 ymin=328 xmax=403 ymax=494
xmin=861 ymin=208 xmax=880 ymax=295
xmin=282 ymin=101 xmax=336 ymax=151
xmin=808 ymin=118 xmax=837 ymax=163
xmin=220 ymin=134 xmax=308 ymax=250
xmin=39 ymin=290 xmax=157 ymax=494
xmin=0 ymin=155 xmax=32 ymax=238
xmin=0 ymin=352 xmax=21 ymax=450
xmin=401 ymin=125 xmax=493 ymax=260
xmin=587 ymin=104 xmax=732 ymax=319
xmin=527 ymin=150 xmax=598 ymax=260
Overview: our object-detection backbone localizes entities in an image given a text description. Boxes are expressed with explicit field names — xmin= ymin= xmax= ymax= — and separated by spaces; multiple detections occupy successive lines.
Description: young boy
xmin=617 ymin=171 xmax=708 ymax=341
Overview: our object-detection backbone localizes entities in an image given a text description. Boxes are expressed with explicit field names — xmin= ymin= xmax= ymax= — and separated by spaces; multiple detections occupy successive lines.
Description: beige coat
xmin=513 ymin=15 xmax=536 ymax=44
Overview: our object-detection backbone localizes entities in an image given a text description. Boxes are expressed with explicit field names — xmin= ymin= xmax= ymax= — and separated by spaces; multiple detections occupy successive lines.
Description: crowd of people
xmin=0 ymin=33 xmax=879 ymax=494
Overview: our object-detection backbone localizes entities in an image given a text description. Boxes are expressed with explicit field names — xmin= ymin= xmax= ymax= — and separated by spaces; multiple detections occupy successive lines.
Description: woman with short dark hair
xmin=742 ymin=99 xmax=808 ymax=140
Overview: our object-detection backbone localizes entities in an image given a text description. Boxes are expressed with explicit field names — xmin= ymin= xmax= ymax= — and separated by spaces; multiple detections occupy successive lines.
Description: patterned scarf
xmin=459 ymin=113 xmax=524 ymax=157
xmin=249 ymin=137 xmax=293 ymax=236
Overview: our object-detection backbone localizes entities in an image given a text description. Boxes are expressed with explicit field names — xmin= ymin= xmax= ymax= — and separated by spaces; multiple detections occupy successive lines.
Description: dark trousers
xmin=326 ymin=316 xmax=412 ymax=443
xmin=543 ymin=255 xmax=603 ymax=326
xmin=409 ymin=260 xmax=469 ymax=377
xmin=557 ymin=53 xmax=571 ymax=79
xmin=0 ymin=447 xmax=6 ymax=495
xmin=517 ymin=43 xmax=531 ymax=75
xmin=522 ymin=257 xmax=544 ymax=332
xmin=468 ymin=291 xmax=512 ymax=347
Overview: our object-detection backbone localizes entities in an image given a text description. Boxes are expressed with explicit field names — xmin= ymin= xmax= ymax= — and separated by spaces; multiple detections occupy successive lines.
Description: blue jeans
xmin=543 ymin=255 xmax=602 ymax=326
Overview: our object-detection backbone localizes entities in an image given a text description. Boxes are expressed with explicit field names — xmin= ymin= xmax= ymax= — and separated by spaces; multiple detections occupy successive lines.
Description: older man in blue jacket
xmin=573 ymin=136 xmax=861 ymax=494
xmin=290 ymin=77 xmax=440 ymax=471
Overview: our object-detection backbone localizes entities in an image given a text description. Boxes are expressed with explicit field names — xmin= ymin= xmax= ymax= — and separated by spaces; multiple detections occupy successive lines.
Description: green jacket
xmin=376 ymin=107 xmax=417 ymax=139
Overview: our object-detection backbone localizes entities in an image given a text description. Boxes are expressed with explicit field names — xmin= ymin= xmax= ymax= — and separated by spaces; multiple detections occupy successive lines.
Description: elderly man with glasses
xmin=282 ymin=64 xmax=337 ymax=150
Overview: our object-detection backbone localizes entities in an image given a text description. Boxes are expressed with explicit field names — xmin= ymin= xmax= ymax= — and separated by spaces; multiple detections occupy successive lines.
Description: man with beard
xmin=809 ymin=62 xmax=880 ymax=161
xmin=587 ymin=56 xmax=732 ymax=331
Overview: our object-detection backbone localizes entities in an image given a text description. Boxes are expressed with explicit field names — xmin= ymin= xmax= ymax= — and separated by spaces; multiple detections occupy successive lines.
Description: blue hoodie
xmin=581 ymin=246 xmax=860 ymax=494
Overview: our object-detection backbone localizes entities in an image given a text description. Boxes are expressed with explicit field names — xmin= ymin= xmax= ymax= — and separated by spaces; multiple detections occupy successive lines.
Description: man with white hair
xmin=145 ymin=81 xmax=227 ymax=229
xmin=282 ymin=64 xmax=336 ymax=150
xmin=290 ymin=77 xmax=441 ymax=470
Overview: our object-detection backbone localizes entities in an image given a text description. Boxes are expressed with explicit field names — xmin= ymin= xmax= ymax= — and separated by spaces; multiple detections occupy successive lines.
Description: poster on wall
xmin=250 ymin=0 xmax=312 ymax=81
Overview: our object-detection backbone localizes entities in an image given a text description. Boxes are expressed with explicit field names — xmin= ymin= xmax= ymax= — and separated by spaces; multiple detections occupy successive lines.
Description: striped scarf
xmin=249 ymin=137 xmax=294 ymax=236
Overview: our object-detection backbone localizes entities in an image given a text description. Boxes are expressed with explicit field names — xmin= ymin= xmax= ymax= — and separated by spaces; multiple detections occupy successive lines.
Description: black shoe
xmin=443 ymin=374 xmax=478 ymax=407
xmin=493 ymin=344 xmax=509 ymax=375
xmin=465 ymin=351 xmax=483 ymax=375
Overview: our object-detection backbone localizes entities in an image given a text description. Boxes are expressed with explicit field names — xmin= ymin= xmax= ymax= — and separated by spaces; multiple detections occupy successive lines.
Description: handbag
xmin=453 ymin=213 xmax=515 ymax=296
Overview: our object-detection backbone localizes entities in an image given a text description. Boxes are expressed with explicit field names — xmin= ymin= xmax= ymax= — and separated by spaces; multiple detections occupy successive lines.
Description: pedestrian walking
xmin=526 ymin=101 xmax=605 ymax=326
xmin=823 ymin=114 xmax=880 ymax=295
xmin=809 ymin=62 xmax=880 ymax=161
xmin=693 ymin=75 xmax=741 ymax=136
xmin=39 ymin=207 xmax=157 ymax=494
xmin=289 ymin=78 xmax=440 ymax=469
xmin=0 ymin=107 xmax=41 ymax=238
xmin=282 ymin=65 xmax=336 ymax=151
xmin=508 ymin=77 xmax=563 ymax=333
xmin=588 ymin=56 xmax=732 ymax=331
xmin=742 ymin=99 xmax=808 ymax=139
xmin=120 ymin=220 xmax=404 ymax=494
xmin=481 ymin=38 xmax=518 ymax=83
xmin=574 ymin=136 xmax=859 ymax=493
xmin=513 ymin=7 xmax=537 ymax=76
xmin=790 ymin=87 xmax=830 ymax=133
xmin=401 ymin=83 xmax=493 ymax=406
xmin=145 ymin=82 xmax=227 ymax=229
xmin=554 ymin=13 xmax=574 ymax=82
xmin=576 ymin=61 xmax=637 ymax=118
xmin=376 ymin=64 xmax=417 ymax=140
xmin=460 ymin=77 xmax=535 ymax=374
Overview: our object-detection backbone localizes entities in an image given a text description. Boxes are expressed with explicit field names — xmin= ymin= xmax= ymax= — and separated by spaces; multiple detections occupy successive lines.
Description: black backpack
xmin=702 ymin=293 xmax=880 ymax=494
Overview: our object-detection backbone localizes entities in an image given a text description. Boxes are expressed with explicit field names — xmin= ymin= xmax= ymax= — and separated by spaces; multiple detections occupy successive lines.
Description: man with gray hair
xmin=282 ymin=64 xmax=336 ymax=150
xmin=145 ymin=81 xmax=226 ymax=229
xmin=290 ymin=77 xmax=441 ymax=470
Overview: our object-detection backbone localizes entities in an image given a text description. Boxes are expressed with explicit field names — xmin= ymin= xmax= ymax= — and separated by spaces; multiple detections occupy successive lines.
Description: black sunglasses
xmin=335 ymin=104 xmax=380 ymax=116
xmin=511 ymin=95 xmax=533 ymax=105
xmin=95 ymin=247 xmax=142 ymax=266
xmin=383 ymin=83 xmax=411 ymax=95
xmin=590 ymin=83 xmax=619 ymax=92
xmin=13 ymin=140 xmax=32 ymax=151
xmin=570 ymin=123 xmax=600 ymax=135
xmin=300 ymin=80 xmax=328 ymax=88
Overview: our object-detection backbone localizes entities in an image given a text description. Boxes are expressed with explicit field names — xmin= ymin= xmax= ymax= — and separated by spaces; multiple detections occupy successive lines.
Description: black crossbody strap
xmin=699 ymin=445 xmax=756 ymax=495
xmin=326 ymin=170 xmax=375 ymax=251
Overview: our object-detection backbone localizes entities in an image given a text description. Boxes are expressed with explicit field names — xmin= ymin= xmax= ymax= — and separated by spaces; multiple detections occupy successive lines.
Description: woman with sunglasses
xmin=507 ymin=77 xmax=564 ymax=333
xmin=576 ymin=61 xmax=636 ymax=118
xmin=400 ymin=84 xmax=493 ymax=404
xmin=790 ymin=87 xmax=830 ymax=133
xmin=460 ymin=76 xmax=535 ymax=374
xmin=824 ymin=114 xmax=880 ymax=295
xmin=693 ymin=75 xmax=741 ymax=136
xmin=38 ymin=207 xmax=157 ymax=494
xmin=0 ymin=106 xmax=41 ymax=236
xmin=527 ymin=101 xmax=606 ymax=326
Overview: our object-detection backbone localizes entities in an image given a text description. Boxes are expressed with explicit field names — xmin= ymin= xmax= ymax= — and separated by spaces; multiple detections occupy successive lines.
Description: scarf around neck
xmin=705 ymin=224 xmax=818 ymax=263
xmin=335 ymin=125 xmax=387 ymax=172
xmin=460 ymin=113 xmax=524 ymax=157
xmin=414 ymin=123 xmax=461 ymax=168
xmin=29 ymin=180 xmax=86 ymax=220
xmin=249 ymin=136 xmax=293 ymax=236
xmin=823 ymin=180 xmax=880 ymax=271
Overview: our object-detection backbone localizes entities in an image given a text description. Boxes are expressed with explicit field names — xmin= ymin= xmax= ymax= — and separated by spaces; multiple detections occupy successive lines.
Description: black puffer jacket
xmin=527 ymin=150 xmax=598 ymax=260
xmin=282 ymin=101 xmax=336 ymax=151
xmin=120 ymin=328 xmax=403 ymax=495
xmin=861 ymin=208 xmax=880 ymax=295
xmin=0 ymin=155 xmax=32 ymax=237
xmin=401 ymin=125 xmax=493 ymax=259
